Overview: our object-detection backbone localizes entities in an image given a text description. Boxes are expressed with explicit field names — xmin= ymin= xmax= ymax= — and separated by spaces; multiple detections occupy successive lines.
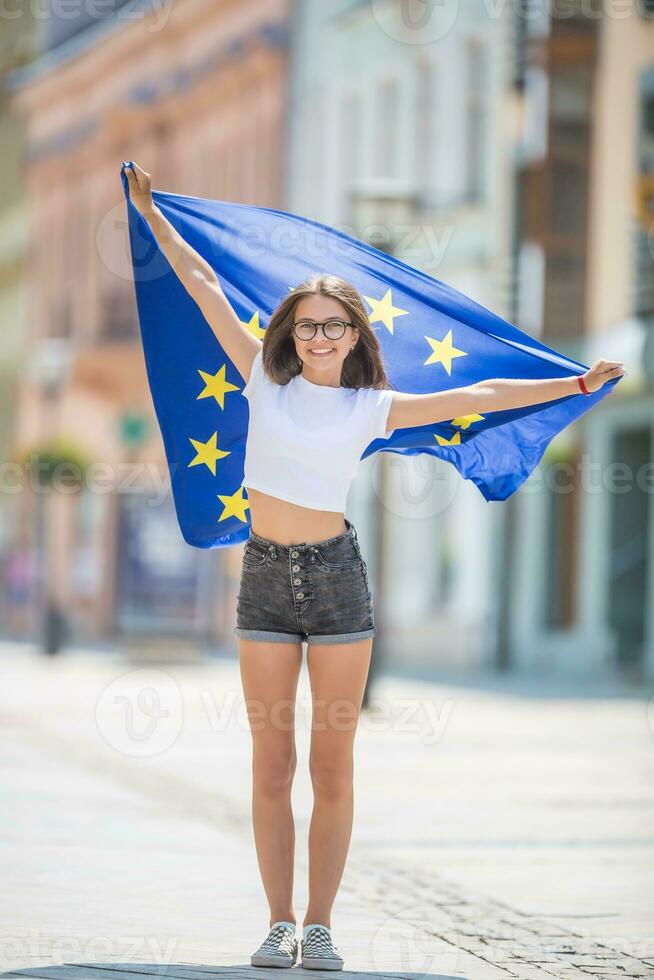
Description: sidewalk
xmin=1 ymin=640 xmax=653 ymax=979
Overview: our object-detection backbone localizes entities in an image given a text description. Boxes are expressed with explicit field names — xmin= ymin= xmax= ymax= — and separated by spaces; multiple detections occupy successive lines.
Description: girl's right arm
xmin=124 ymin=162 xmax=261 ymax=383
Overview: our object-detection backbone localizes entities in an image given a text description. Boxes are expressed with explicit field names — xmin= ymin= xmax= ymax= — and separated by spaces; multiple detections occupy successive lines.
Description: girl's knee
xmin=253 ymin=751 xmax=297 ymax=797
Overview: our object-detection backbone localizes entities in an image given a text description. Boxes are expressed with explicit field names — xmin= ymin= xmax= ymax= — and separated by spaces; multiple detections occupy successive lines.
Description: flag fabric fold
xmin=120 ymin=162 xmax=618 ymax=550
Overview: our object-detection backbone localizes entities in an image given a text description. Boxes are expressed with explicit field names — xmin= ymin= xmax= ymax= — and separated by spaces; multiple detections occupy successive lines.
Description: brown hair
xmin=260 ymin=273 xmax=394 ymax=390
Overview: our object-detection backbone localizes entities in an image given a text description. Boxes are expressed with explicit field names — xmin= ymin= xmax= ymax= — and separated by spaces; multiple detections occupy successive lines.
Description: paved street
xmin=1 ymin=640 xmax=653 ymax=980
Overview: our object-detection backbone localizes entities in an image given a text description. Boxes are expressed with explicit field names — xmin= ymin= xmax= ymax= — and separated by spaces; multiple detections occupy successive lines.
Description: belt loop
xmin=310 ymin=545 xmax=316 ymax=565
xmin=269 ymin=543 xmax=278 ymax=560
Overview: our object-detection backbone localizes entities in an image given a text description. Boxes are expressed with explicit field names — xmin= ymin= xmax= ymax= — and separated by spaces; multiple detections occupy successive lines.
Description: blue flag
xmin=120 ymin=161 xmax=619 ymax=550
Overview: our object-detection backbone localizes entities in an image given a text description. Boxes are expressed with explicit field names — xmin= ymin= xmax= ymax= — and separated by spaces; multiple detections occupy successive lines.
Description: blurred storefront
xmin=504 ymin=5 xmax=654 ymax=680
xmin=5 ymin=0 xmax=290 ymax=649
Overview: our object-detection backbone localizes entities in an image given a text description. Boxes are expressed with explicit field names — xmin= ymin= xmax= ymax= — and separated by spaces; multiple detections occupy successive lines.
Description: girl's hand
xmin=581 ymin=359 xmax=625 ymax=393
xmin=124 ymin=161 xmax=156 ymax=216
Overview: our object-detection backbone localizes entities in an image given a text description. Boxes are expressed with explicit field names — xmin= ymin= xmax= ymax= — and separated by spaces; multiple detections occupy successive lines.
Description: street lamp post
xmin=27 ymin=337 xmax=73 ymax=654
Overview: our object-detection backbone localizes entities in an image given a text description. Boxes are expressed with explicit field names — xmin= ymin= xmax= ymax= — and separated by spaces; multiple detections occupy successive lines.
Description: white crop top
xmin=241 ymin=348 xmax=396 ymax=513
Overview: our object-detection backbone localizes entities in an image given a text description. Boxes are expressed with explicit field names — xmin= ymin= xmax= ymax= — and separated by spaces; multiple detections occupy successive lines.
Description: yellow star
xmin=188 ymin=432 xmax=230 ymax=476
xmin=217 ymin=486 xmax=251 ymax=523
xmin=424 ymin=330 xmax=468 ymax=376
xmin=196 ymin=364 xmax=240 ymax=408
xmin=451 ymin=413 xmax=484 ymax=430
xmin=363 ymin=288 xmax=409 ymax=334
xmin=435 ymin=431 xmax=461 ymax=446
xmin=241 ymin=310 xmax=265 ymax=340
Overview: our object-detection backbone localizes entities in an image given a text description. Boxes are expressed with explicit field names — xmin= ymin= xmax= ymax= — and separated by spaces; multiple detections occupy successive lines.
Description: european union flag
xmin=120 ymin=162 xmax=619 ymax=550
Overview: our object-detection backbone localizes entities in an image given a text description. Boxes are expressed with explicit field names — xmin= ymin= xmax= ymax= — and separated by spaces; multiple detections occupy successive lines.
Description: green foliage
xmin=19 ymin=438 xmax=92 ymax=488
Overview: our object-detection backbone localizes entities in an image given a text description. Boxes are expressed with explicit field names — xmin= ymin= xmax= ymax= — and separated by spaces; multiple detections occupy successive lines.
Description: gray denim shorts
xmin=233 ymin=518 xmax=376 ymax=645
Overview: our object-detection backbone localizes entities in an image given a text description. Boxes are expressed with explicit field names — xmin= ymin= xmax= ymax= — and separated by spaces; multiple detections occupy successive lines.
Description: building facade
xmin=0 ymin=2 xmax=45 ymax=635
xmin=507 ymin=4 xmax=654 ymax=679
xmin=7 ymin=0 xmax=290 ymax=648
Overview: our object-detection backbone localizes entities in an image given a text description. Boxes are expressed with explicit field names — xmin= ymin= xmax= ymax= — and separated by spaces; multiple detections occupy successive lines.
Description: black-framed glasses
xmin=292 ymin=318 xmax=354 ymax=341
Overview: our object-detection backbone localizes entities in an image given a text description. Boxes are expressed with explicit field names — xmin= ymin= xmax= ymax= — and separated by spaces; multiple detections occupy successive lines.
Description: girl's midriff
xmin=245 ymin=487 xmax=348 ymax=546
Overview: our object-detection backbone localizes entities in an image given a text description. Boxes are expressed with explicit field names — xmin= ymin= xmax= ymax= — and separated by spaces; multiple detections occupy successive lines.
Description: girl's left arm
xmin=386 ymin=359 xmax=625 ymax=431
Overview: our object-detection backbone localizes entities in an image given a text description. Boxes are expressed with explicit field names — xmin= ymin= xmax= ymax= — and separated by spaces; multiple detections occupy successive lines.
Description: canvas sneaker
xmin=251 ymin=921 xmax=299 ymax=968
xmin=301 ymin=924 xmax=344 ymax=970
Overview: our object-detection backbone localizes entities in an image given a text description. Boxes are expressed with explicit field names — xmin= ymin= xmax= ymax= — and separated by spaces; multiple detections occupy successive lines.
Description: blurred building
xmin=0 ymin=3 xmax=45 ymax=635
xmin=5 ymin=0 xmax=650 ymax=678
xmin=6 ymin=0 xmax=290 ymax=649
xmin=505 ymin=3 xmax=654 ymax=679
xmin=287 ymin=0 xmax=517 ymax=672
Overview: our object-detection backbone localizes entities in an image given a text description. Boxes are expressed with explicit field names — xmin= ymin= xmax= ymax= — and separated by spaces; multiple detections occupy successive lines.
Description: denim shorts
xmin=233 ymin=518 xmax=376 ymax=645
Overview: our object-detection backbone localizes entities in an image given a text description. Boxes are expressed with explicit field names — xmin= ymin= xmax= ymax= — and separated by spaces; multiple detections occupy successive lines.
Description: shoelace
xmin=302 ymin=925 xmax=340 ymax=957
xmin=258 ymin=924 xmax=297 ymax=955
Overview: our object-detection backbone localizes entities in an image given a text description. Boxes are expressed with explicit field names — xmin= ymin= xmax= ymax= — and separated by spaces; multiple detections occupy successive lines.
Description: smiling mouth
xmin=309 ymin=348 xmax=335 ymax=355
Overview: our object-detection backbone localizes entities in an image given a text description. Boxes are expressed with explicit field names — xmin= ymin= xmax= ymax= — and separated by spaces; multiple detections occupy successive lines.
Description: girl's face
xmin=292 ymin=294 xmax=359 ymax=374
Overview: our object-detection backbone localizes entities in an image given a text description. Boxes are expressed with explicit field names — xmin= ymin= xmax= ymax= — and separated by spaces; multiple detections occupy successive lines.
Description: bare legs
xmin=238 ymin=638 xmax=303 ymax=926
xmin=303 ymin=638 xmax=372 ymax=929
xmin=238 ymin=636 xmax=373 ymax=932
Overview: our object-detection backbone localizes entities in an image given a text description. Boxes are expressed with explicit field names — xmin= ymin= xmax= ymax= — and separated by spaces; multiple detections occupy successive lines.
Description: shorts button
xmin=292 ymin=564 xmax=300 ymax=572
xmin=291 ymin=550 xmax=299 ymax=558
xmin=296 ymin=592 xmax=304 ymax=600
xmin=293 ymin=578 xmax=301 ymax=585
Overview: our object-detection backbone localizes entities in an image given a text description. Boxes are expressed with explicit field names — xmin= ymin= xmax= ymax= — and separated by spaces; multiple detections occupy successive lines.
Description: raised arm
xmin=123 ymin=161 xmax=260 ymax=383
xmin=386 ymin=360 xmax=625 ymax=431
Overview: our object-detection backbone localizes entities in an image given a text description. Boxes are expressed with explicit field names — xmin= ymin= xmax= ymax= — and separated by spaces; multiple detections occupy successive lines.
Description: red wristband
xmin=577 ymin=375 xmax=590 ymax=395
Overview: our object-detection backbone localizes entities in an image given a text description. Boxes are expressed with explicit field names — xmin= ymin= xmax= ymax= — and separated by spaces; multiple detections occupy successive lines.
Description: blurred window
xmin=543 ymin=448 xmax=580 ymax=630
xmin=45 ymin=0 xmax=134 ymax=51
xmin=98 ymin=286 xmax=138 ymax=343
xmin=464 ymin=36 xmax=487 ymax=204
xmin=340 ymin=88 xmax=361 ymax=214
xmin=375 ymin=76 xmax=399 ymax=178
xmin=414 ymin=55 xmax=434 ymax=208
xmin=542 ymin=16 xmax=598 ymax=338
xmin=636 ymin=68 xmax=654 ymax=317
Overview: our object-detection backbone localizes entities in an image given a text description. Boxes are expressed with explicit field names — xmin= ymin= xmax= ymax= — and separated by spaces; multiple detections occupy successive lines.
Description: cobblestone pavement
xmin=1 ymin=641 xmax=652 ymax=980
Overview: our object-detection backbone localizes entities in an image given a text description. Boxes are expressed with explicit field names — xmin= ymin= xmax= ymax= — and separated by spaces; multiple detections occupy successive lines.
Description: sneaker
xmin=301 ymin=924 xmax=344 ymax=970
xmin=251 ymin=922 xmax=299 ymax=968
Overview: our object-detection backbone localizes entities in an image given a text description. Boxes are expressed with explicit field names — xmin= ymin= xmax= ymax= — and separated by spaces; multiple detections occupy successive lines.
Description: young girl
xmin=124 ymin=162 xmax=623 ymax=971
